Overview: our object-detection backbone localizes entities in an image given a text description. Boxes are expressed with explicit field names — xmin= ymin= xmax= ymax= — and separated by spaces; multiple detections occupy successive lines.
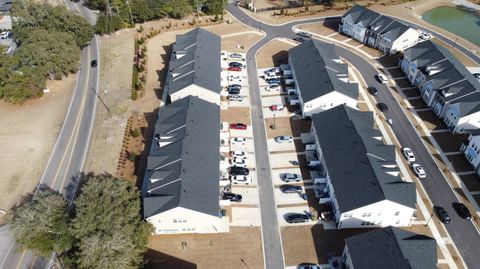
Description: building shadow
xmin=272 ymin=50 xmax=290 ymax=66
xmin=323 ymin=17 xmax=341 ymax=31
xmin=134 ymin=109 xmax=158 ymax=189
xmin=144 ymin=249 xmax=197 ymax=269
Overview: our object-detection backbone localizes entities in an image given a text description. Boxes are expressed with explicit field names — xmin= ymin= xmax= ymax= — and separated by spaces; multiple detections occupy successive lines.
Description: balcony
xmin=314 ymin=183 xmax=331 ymax=204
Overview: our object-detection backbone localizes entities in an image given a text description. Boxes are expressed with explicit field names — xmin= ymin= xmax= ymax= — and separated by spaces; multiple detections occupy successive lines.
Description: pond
xmin=422 ymin=6 xmax=480 ymax=47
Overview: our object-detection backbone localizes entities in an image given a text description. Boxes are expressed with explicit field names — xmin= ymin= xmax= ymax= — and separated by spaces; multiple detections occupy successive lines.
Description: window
xmin=362 ymin=213 xmax=367 ymax=217
xmin=173 ymin=219 xmax=177 ymax=223
xmin=394 ymin=211 xmax=400 ymax=216
xmin=361 ymin=221 xmax=367 ymax=226
xmin=366 ymin=212 xmax=372 ymax=217
xmin=395 ymin=220 xmax=400 ymax=224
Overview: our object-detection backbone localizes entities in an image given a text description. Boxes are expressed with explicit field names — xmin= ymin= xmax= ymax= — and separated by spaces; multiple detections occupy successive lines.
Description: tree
xmin=205 ymin=0 xmax=224 ymax=15
xmin=71 ymin=174 xmax=152 ymax=269
xmin=9 ymin=189 xmax=74 ymax=257
xmin=131 ymin=0 xmax=154 ymax=22
xmin=166 ymin=0 xmax=193 ymax=18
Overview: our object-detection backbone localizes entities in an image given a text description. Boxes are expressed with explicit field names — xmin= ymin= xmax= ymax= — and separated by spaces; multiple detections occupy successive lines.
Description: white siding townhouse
xmin=340 ymin=5 xmax=419 ymax=54
xmin=309 ymin=105 xmax=416 ymax=229
xmin=142 ymin=96 xmax=228 ymax=234
xmin=163 ymin=28 xmax=221 ymax=105
xmin=342 ymin=226 xmax=437 ymax=269
xmin=400 ymin=40 xmax=480 ymax=133
xmin=288 ymin=39 xmax=359 ymax=118
xmin=460 ymin=129 xmax=480 ymax=176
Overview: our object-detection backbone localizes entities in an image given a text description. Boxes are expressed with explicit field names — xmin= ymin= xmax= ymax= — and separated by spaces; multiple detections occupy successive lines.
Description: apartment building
xmin=460 ymin=129 xmax=480 ymax=176
xmin=342 ymin=226 xmax=437 ymax=269
xmin=401 ymin=40 xmax=480 ymax=133
xmin=309 ymin=105 xmax=416 ymax=229
xmin=142 ymin=96 xmax=228 ymax=234
xmin=163 ymin=28 xmax=221 ymax=105
xmin=288 ymin=39 xmax=358 ymax=118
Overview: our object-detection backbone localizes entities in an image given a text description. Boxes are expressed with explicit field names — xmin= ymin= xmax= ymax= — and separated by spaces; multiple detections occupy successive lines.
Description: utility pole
xmin=424 ymin=213 xmax=434 ymax=227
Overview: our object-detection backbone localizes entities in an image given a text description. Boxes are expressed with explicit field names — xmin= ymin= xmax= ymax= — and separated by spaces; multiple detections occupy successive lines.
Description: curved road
xmin=227 ymin=3 xmax=480 ymax=268
xmin=0 ymin=2 xmax=99 ymax=269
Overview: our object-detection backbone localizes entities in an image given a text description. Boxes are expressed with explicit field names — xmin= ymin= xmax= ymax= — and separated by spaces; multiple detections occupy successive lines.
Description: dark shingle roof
xmin=367 ymin=15 xmax=394 ymax=33
xmin=165 ymin=28 xmax=221 ymax=97
xmin=312 ymin=105 xmax=416 ymax=212
xmin=142 ymin=96 xmax=220 ymax=218
xmin=355 ymin=8 xmax=381 ymax=27
xmin=345 ymin=226 xmax=437 ymax=269
xmin=380 ymin=21 xmax=410 ymax=40
xmin=342 ymin=4 xmax=368 ymax=23
xmin=289 ymin=39 xmax=358 ymax=103
xmin=0 ymin=0 xmax=12 ymax=11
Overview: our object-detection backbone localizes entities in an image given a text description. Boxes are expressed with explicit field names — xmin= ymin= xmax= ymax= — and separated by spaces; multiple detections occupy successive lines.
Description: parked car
xmin=230 ymin=158 xmax=247 ymax=167
xmin=228 ymin=66 xmax=242 ymax=72
xmin=266 ymin=78 xmax=281 ymax=84
xmin=90 ymin=60 xmax=97 ymax=68
xmin=411 ymin=163 xmax=426 ymax=179
xmin=286 ymin=213 xmax=310 ymax=223
xmin=402 ymin=147 xmax=416 ymax=162
xmin=229 ymin=53 xmax=243 ymax=60
xmin=282 ymin=173 xmax=301 ymax=183
xmin=222 ymin=192 xmax=243 ymax=202
xmin=231 ymin=150 xmax=248 ymax=158
xmin=435 ymin=206 xmax=451 ymax=224
xmin=473 ymin=73 xmax=480 ymax=82
xmin=228 ymin=75 xmax=242 ymax=80
xmin=377 ymin=102 xmax=388 ymax=112
xmin=419 ymin=32 xmax=432 ymax=40
xmin=297 ymin=31 xmax=312 ymax=38
xmin=375 ymin=73 xmax=388 ymax=84
xmin=264 ymin=67 xmax=281 ymax=74
xmin=228 ymin=88 xmax=240 ymax=95
xmin=264 ymin=73 xmax=280 ymax=80
xmin=228 ymin=84 xmax=242 ymax=91
xmin=275 ymin=136 xmax=293 ymax=143
xmin=297 ymin=264 xmax=321 ymax=269
xmin=270 ymin=104 xmax=285 ymax=111
xmin=229 ymin=62 xmax=244 ymax=68
xmin=452 ymin=202 xmax=472 ymax=219
xmin=367 ymin=86 xmax=378 ymax=96
xmin=288 ymin=106 xmax=301 ymax=114
xmin=230 ymin=137 xmax=246 ymax=145
xmin=265 ymin=84 xmax=281 ymax=92
xmin=280 ymin=184 xmax=302 ymax=194
xmin=230 ymin=175 xmax=252 ymax=185
xmin=229 ymin=95 xmax=243 ymax=102
xmin=229 ymin=166 xmax=249 ymax=176
xmin=230 ymin=123 xmax=247 ymax=130
xmin=293 ymin=37 xmax=305 ymax=43
xmin=0 ymin=31 xmax=11 ymax=39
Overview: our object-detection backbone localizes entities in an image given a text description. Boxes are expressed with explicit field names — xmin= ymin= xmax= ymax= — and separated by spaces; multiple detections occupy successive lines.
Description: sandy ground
xmin=0 ymin=75 xmax=76 ymax=215
xmin=222 ymin=32 xmax=264 ymax=52
xmin=256 ymin=39 xmax=295 ymax=68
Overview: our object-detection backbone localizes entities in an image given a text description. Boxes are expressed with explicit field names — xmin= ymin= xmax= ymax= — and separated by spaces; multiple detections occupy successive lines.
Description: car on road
xmin=230 ymin=158 xmax=247 ymax=167
xmin=293 ymin=37 xmax=305 ymax=43
xmin=229 ymin=53 xmax=243 ymax=60
xmin=297 ymin=31 xmax=312 ymax=38
xmin=367 ymin=86 xmax=378 ymax=96
xmin=411 ymin=163 xmax=426 ymax=179
xmin=90 ymin=60 xmax=97 ymax=67
xmin=230 ymin=137 xmax=246 ymax=145
xmin=297 ymin=264 xmax=321 ymax=269
xmin=377 ymin=102 xmax=388 ymax=112
xmin=435 ymin=206 xmax=451 ymax=224
xmin=270 ymin=104 xmax=285 ymax=111
xmin=230 ymin=166 xmax=249 ymax=176
xmin=228 ymin=66 xmax=242 ymax=72
xmin=282 ymin=173 xmax=301 ymax=182
xmin=230 ymin=175 xmax=252 ymax=185
xmin=265 ymin=84 xmax=281 ymax=92
xmin=402 ymin=147 xmax=416 ymax=162
xmin=231 ymin=150 xmax=248 ymax=158
xmin=280 ymin=184 xmax=302 ymax=194
xmin=230 ymin=123 xmax=247 ymax=130
xmin=0 ymin=31 xmax=11 ymax=39
xmin=229 ymin=62 xmax=244 ymax=68
xmin=452 ymin=202 xmax=472 ymax=219
xmin=375 ymin=73 xmax=388 ymax=84
xmin=275 ymin=135 xmax=293 ymax=143
xmin=286 ymin=213 xmax=310 ymax=223
xmin=222 ymin=192 xmax=242 ymax=202
xmin=228 ymin=95 xmax=243 ymax=102
xmin=266 ymin=78 xmax=281 ymax=84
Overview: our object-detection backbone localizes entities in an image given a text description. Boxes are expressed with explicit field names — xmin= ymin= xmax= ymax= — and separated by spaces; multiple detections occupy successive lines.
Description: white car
xmin=402 ymin=147 xmax=416 ymax=162
xmin=0 ymin=31 xmax=10 ymax=39
xmin=231 ymin=150 xmax=248 ymax=158
xmin=265 ymin=84 xmax=281 ymax=92
xmin=228 ymin=75 xmax=241 ymax=80
xmin=228 ymin=95 xmax=243 ymax=102
xmin=264 ymin=67 xmax=281 ymax=74
xmin=376 ymin=73 xmax=388 ymax=84
xmin=411 ymin=163 xmax=426 ymax=179
xmin=230 ymin=175 xmax=252 ymax=185
xmin=230 ymin=137 xmax=247 ymax=145
xmin=264 ymin=73 xmax=280 ymax=80
xmin=282 ymin=173 xmax=301 ymax=182
xmin=275 ymin=136 xmax=293 ymax=143
xmin=229 ymin=53 xmax=243 ymax=60
xmin=231 ymin=158 xmax=247 ymax=165
xmin=220 ymin=178 xmax=231 ymax=187
xmin=420 ymin=32 xmax=432 ymax=40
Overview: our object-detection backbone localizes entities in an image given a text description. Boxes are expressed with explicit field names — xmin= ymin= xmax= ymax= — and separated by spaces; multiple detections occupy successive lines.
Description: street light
xmin=424 ymin=213 xmax=434 ymax=227
xmin=272 ymin=114 xmax=276 ymax=129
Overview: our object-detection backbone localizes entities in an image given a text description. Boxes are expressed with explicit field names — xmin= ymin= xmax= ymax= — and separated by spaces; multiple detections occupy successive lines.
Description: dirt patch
xmin=265 ymin=116 xmax=310 ymax=139
xmin=146 ymin=227 xmax=264 ymax=269
xmin=446 ymin=243 xmax=466 ymax=269
xmin=256 ymin=39 xmax=294 ymax=68
xmin=296 ymin=22 xmax=337 ymax=37
xmin=358 ymin=45 xmax=384 ymax=58
xmin=221 ymin=32 xmax=263 ymax=52
xmin=221 ymin=107 xmax=252 ymax=124
xmin=0 ymin=75 xmax=76 ymax=214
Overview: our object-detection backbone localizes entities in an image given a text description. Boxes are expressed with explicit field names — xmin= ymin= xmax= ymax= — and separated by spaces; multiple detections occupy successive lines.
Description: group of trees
xmin=10 ymin=174 xmax=152 ymax=269
xmin=91 ymin=0 xmax=226 ymax=34
xmin=0 ymin=0 xmax=94 ymax=103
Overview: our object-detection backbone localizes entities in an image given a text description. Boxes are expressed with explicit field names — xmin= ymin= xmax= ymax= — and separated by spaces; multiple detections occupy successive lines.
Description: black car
xmin=367 ymin=86 xmax=378 ymax=96
xmin=297 ymin=31 xmax=312 ymax=38
xmin=286 ymin=213 xmax=310 ymax=223
xmin=435 ymin=206 xmax=451 ymax=224
xmin=377 ymin=102 xmax=388 ymax=112
xmin=230 ymin=166 xmax=249 ymax=175
xmin=229 ymin=62 xmax=243 ymax=68
xmin=280 ymin=184 xmax=302 ymax=194
xmin=222 ymin=192 xmax=242 ymax=202
xmin=293 ymin=37 xmax=305 ymax=43
xmin=228 ymin=84 xmax=241 ymax=90
xmin=90 ymin=60 xmax=97 ymax=67
xmin=452 ymin=202 xmax=472 ymax=219
xmin=228 ymin=89 xmax=240 ymax=95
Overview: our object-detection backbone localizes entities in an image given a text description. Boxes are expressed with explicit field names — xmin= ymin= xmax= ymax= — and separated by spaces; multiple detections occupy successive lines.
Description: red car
xmin=228 ymin=66 xmax=242 ymax=72
xmin=230 ymin=123 xmax=247 ymax=130
xmin=270 ymin=105 xmax=284 ymax=111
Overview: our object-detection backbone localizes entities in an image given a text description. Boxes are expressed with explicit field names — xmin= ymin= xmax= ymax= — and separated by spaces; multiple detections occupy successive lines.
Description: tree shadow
xmin=143 ymin=248 xmax=197 ymax=269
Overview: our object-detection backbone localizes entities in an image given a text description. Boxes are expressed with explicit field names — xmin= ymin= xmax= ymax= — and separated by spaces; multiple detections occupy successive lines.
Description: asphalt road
xmin=227 ymin=3 xmax=480 ymax=268
xmin=0 ymin=2 xmax=99 ymax=269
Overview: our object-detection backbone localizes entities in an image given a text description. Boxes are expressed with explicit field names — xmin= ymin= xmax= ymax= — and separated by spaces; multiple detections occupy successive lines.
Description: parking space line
xmin=430 ymin=129 xmax=450 ymax=133
xmin=406 ymin=96 xmax=422 ymax=100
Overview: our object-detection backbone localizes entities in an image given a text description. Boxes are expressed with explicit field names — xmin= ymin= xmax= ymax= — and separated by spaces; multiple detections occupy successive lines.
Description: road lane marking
xmin=15 ymin=251 xmax=26 ymax=269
